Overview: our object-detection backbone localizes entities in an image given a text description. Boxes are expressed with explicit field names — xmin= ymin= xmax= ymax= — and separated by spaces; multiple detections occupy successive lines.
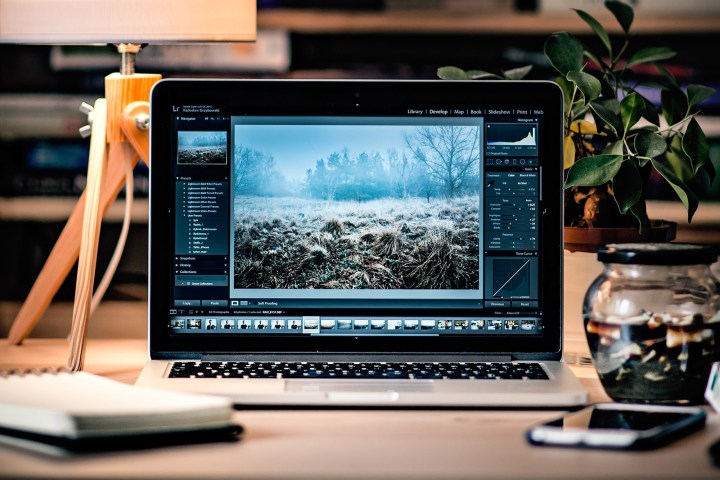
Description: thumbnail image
xmin=254 ymin=319 xmax=269 ymax=330
xmin=303 ymin=318 xmax=319 ymax=330
xmin=521 ymin=320 xmax=536 ymax=331
xmin=321 ymin=319 xmax=336 ymax=330
xmin=205 ymin=318 xmax=217 ymax=330
xmin=272 ymin=319 xmax=286 ymax=330
xmin=288 ymin=319 xmax=302 ymax=330
xmin=187 ymin=319 xmax=202 ymax=329
xmin=388 ymin=320 xmax=403 ymax=330
xmin=488 ymin=320 xmax=503 ymax=331
xmin=221 ymin=319 xmax=235 ymax=330
xmin=421 ymin=320 xmax=435 ymax=330
xmin=354 ymin=319 xmax=369 ymax=330
xmin=454 ymin=320 xmax=468 ymax=330
xmin=170 ymin=319 xmax=185 ymax=329
xmin=437 ymin=320 xmax=453 ymax=331
xmin=504 ymin=320 xmax=519 ymax=330
xmin=177 ymin=131 xmax=227 ymax=165
xmin=371 ymin=319 xmax=386 ymax=330
xmin=337 ymin=319 xmax=352 ymax=330
xmin=404 ymin=320 xmax=419 ymax=330
xmin=470 ymin=320 xmax=485 ymax=330
xmin=238 ymin=319 xmax=252 ymax=330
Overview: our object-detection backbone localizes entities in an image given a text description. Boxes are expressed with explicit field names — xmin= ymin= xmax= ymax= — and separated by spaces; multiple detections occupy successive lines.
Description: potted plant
xmin=438 ymin=0 xmax=716 ymax=253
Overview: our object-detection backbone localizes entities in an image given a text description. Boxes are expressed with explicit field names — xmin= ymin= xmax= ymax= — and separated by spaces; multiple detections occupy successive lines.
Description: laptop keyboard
xmin=168 ymin=361 xmax=549 ymax=380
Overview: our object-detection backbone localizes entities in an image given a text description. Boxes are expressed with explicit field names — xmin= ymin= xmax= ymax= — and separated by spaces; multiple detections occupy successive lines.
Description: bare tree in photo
xmin=387 ymin=148 xmax=417 ymax=199
xmin=404 ymin=126 xmax=481 ymax=199
xmin=234 ymin=145 xmax=284 ymax=196
xmin=234 ymin=146 xmax=263 ymax=195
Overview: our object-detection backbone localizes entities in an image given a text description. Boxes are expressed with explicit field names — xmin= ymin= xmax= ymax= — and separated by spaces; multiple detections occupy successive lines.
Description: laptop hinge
xmin=201 ymin=353 xmax=514 ymax=363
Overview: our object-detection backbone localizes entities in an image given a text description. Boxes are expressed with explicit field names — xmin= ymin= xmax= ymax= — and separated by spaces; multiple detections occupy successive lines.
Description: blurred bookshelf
xmin=1 ymin=0 xmax=719 ymax=337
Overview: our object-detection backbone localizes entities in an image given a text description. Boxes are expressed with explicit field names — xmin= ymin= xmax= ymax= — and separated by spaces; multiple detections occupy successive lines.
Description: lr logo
xmin=173 ymin=106 xmax=179 ymax=112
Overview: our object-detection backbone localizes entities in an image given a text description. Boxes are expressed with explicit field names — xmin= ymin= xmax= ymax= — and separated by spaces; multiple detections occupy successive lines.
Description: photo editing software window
xmin=168 ymin=107 xmax=543 ymax=337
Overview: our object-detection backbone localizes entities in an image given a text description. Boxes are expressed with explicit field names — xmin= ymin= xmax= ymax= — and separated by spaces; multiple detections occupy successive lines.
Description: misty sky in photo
xmin=178 ymin=130 xmax=226 ymax=147
xmin=234 ymin=124 xmax=413 ymax=181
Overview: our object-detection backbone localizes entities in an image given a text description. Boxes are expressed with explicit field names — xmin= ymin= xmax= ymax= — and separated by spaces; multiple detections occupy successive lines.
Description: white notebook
xmin=0 ymin=370 xmax=234 ymax=439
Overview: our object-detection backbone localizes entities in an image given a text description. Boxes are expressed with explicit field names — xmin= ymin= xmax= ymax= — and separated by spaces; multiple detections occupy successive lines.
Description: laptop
xmin=136 ymin=79 xmax=588 ymax=407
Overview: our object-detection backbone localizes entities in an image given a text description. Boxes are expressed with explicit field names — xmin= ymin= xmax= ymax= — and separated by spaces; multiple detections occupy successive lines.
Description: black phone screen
xmin=545 ymin=407 xmax=699 ymax=432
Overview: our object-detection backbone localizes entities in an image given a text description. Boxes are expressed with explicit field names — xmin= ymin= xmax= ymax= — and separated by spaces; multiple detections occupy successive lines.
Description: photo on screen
xmin=231 ymin=119 xmax=484 ymax=300
xmin=177 ymin=131 xmax=228 ymax=165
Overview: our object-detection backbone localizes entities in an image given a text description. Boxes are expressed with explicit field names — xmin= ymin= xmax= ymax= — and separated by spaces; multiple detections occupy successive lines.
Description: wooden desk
xmin=1 ymin=338 xmax=718 ymax=479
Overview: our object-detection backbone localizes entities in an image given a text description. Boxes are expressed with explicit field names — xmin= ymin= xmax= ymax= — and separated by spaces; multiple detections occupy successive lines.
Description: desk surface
xmin=1 ymin=338 xmax=718 ymax=480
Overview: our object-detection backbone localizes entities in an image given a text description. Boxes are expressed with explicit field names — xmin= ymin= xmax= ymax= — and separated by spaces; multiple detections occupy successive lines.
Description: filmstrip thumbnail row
xmin=169 ymin=317 xmax=541 ymax=333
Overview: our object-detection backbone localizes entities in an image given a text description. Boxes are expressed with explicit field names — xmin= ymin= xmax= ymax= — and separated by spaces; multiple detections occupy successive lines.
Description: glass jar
xmin=583 ymin=243 xmax=720 ymax=404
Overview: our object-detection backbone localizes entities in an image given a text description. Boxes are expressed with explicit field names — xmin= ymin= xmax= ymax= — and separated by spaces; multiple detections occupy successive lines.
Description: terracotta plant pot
xmin=564 ymin=221 xmax=677 ymax=253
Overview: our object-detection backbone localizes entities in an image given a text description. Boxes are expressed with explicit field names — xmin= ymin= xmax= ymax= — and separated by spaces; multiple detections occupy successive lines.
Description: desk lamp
xmin=0 ymin=0 xmax=256 ymax=370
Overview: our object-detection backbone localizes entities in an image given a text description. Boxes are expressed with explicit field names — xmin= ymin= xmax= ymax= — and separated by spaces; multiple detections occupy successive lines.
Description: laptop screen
xmin=149 ymin=80 xmax=563 ymax=357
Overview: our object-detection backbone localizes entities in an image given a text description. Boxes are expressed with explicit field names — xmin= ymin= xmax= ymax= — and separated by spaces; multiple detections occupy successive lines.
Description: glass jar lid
xmin=597 ymin=243 xmax=718 ymax=265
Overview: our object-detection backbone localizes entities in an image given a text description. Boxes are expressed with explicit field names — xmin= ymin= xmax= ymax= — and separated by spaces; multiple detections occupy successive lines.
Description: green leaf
xmin=682 ymin=117 xmax=710 ymax=173
xmin=466 ymin=70 xmax=502 ymax=79
xmin=544 ymin=32 xmax=584 ymax=75
xmin=661 ymin=85 xmax=689 ymax=126
xmin=554 ymin=75 xmax=574 ymax=117
xmin=597 ymin=98 xmax=621 ymax=115
xmin=629 ymin=198 xmax=650 ymax=230
xmin=583 ymin=49 xmax=610 ymax=74
xmin=703 ymin=158 xmax=717 ymax=184
xmin=667 ymin=135 xmax=694 ymax=180
xmin=654 ymin=63 xmax=677 ymax=85
xmin=631 ymin=125 xmax=659 ymax=133
xmin=626 ymin=47 xmax=676 ymax=68
xmin=564 ymin=154 xmax=623 ymax=188
xmin=651 ymin=158 xmax=699 ymax=222
xmin=612 ymin=160 xmax=642 ymax=214
xmin=637 ymin=93 xmax=659 ymax=126
xmin=604 ymin=140 xmax=624 ymax=155
xmin=687 ymin=84 xmax=716 ymax=108
xmin=437 ymin=66 xmax=468 ymax=80
xmin=620 ymin=92 xmax=645 ymax=134
xmin=566 ymin=71 xmax=601 ymax=103
xmin=502 ymin=65 xmax=533 ymax=80
xmin=605 ymin=0 xmax=634 ymax=34
xmin=574 ymin=9 xmax=611 ymax=55
xmin=590 ymin=101 xmax=622 ymax=137
xmin=633 ymin=131 xmax=667 ymax=162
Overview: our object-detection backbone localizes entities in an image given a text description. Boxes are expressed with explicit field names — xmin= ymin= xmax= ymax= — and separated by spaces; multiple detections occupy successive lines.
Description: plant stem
xmin=566 ymin=84 xmax=578 ymax=134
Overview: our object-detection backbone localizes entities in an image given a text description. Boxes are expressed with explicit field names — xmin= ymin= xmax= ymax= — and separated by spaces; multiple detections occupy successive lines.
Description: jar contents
xmin=586 ymin=311 xmax=719 ymax=404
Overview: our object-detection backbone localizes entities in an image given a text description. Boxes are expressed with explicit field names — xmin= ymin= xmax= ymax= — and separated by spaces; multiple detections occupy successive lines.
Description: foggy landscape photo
xmin=178 ymin=131 xmax=227 ymax=165
xmin=232 ymin=123 xmax=481 ymax=290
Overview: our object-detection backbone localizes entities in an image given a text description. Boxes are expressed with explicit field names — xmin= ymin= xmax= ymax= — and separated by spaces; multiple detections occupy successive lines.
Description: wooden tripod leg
xmin=7 ymin=135 xmax=140 ymax=346
xmin=67 ymin=98 xmax=108 ymax=371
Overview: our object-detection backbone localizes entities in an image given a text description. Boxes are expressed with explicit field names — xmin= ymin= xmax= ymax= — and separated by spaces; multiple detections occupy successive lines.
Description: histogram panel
xmin=485 ymin=123 xmax=538 ymax=157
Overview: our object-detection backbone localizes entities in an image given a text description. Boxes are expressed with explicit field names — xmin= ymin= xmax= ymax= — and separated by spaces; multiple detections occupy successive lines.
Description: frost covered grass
xmin=233 ymin=196 xmax=479 ymax=290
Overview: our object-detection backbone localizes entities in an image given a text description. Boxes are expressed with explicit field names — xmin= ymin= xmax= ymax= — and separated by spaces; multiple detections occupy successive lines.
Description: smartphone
xmin=527 ymin=403 xmax=706 ymax=450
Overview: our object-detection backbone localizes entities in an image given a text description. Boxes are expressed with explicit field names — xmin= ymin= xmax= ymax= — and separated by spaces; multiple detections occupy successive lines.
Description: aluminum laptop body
xmin=136 ymin=79 xmax=587 ymax=407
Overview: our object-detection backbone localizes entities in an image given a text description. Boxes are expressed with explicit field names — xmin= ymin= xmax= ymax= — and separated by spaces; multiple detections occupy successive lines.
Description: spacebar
xmin=281 ymin=372 xmax=410 ymax=379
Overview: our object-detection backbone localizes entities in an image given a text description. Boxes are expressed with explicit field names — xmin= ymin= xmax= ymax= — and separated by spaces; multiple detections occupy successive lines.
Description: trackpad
xmin=285 ymin=380 xmax=434 ymax=393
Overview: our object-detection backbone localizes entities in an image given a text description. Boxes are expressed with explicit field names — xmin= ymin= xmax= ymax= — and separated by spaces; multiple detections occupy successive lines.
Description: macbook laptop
xmin=136 ymin=79 xmax=588 ymax=407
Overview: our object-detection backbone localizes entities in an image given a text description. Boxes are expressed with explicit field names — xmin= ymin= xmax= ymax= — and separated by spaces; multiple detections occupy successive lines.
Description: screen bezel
xmin=148 ymin=79 xmax=564 ymax=358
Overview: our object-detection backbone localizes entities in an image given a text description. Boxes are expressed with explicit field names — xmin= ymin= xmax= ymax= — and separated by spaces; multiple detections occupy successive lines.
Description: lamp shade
xmin=0 ymin=0 xmax=256 ymax=43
